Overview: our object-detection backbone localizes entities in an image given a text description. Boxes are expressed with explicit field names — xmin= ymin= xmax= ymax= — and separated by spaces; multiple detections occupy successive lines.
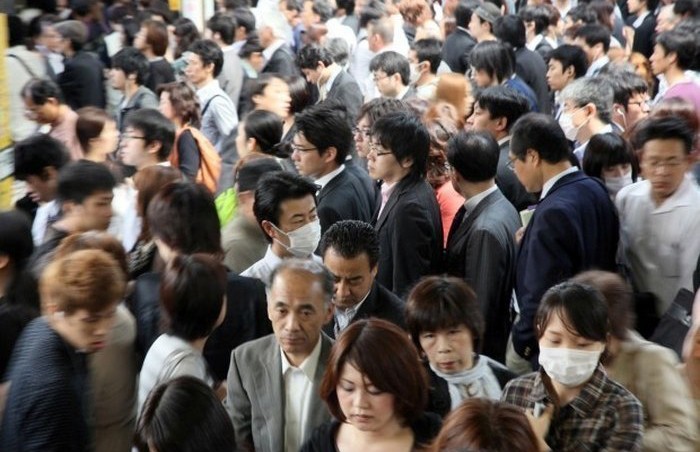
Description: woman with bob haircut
xmin=134 ymin=375 xmax=235 ymax=452
xmin=76 ymin=106 xmax=120 ymax=163
xmin=572 ymin=270 xmax=699 ymax=451
xmin=430 ymin=398 xmax=540 ymax=451
xmin=435 ymin=73 xmax=473 ymax=127
xmin=138 ymin=253 xmax=227 ymax=410
xmin=581 ymin=132 xmax=638 ymax=198
xmin=0 ymin=249 xmax=126 ymax=451
xmin=301 ymin=318 xmax=441 ymax=451
xmin=405 ymin=276 xmax=514 ymax=418
xmin=501 ymin=281 xmax=644 ymax=452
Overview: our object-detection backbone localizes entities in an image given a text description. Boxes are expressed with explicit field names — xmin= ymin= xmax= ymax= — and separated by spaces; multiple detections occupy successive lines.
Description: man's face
xmin=656 ymin=7 xmax=678 ymax=34
xmin=119 ymin=126 xmax=152 ymax=169
xmin=184 ymin=52 xmax=212 ymax=86
xmin=470 ymin=67 xmax=494 ymax=88
xmin=301 ymin=63 xmax=324 ymax=84
xmin=650 ymin=44 xmax=671 ymax=76
xmin=264 ymin=195 xmax=318 ymax=246
xmin=51 ymin=305 xmax=119 ymax=353
xmin=69 ymin=190 xmax=115 ymax=231
xmin=641 ymin=138 xmax=691 ymax=204
xmin=509 ymin=148 xmax=543 ymax=193
xmin=37 ymin=24 xmax=62 ymax=52
xmin=546 ymin=59 xmax=573 ymax=92
xmin=353 ymin=116 xmax=371 ymax=159
xmin=253 ymin=78 xmax=291 ymax=118
xmin=301 ymin=0 xmax=317 ymax=28
xmin=624 ymin=91 xmax=650 ymax=128
xmin=373 ymin=70 xmax=401 ymax=98
xmin=366 ymin=138 xmax=407 ymax=184
xmin=25 ymin=171 xmax=57 ymax=203
xmin=574 ymin=37 xmax=595 ymax=64
xmin=134 ymin=25 xmax=148 ymax=51
xmin=323 ymin=248 xmax=377 ymax=310
xmin=23 ymin=96 xmax=59 ymax=124
xmin=627 ymin=0 xmax=642 ymax=15
xmin=109 ymin=67 xmax=127 ymax=90
xmin=467 ymin=102 xmax=499 ymax=137
xmin=268 ymin=269 xmax=332 ymax=361
xmin=291 ymin=131 xmax=328 ymax=178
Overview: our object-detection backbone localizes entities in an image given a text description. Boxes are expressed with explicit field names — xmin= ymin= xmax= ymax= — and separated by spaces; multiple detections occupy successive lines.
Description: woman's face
xmin=254 ymin=78 xmax=291 ymax=119
xmin=235 ymin=121 xmax=250 ymax=158
xmin=418 ymin=325 xmax=475 ymax=374
xmin=337 ymin=362 xmax=400 ymax=434
xmin=95 ymin=119 xmax=120 ymax=157
xmin=538 ymin=310 xmax=606 ymax=354
xmin=159 ymin=91 xmax=176 ymax=121
xmin=602 ymin=163 xmax=632 ymax=179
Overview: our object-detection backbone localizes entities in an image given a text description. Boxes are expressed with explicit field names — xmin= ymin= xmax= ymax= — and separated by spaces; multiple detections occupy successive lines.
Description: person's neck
xmin=542 ymin=161 xmax=573 ymax=186
xmin=195 ymin=77 xmax=214 ymax=90
xmin=665 ymin=66 xmax=686 ymax=86
xmin=460 ymin=179 xmax=495 ymax=200
xmin=63 ymin=47 xmax=75 ymax=58
xmin=477 ymin=33 xmax=495 ymax=43
xmin=271 ymin=241 xmax=294 ymax=259
xmin=416 ymin=72 xmax=436 ymax=87
xmin=190 ymin=336 xmax=207 ymax=352
xmin=283 ymin=116 xmax=295 ymax=135
xmin=143 ymin=48 xmax=156 ymax=59
xmin=137 ymin=158 xmax=161 ymax=172
xmin=283 ymin=349 xmax=311 ymax=368
xmin=50 ymin=105 xmax=70 ymax=128
xmin=577 ymin=117 xmax=606 ymax=143
xmin=0 ymin=268 xmax=10 ymax=299
xmin=315 ymin=163 xmax=339 ymax=181
xmin=345 ymin=418 xmax=413 ymax=446
xmin=551 ymin=378 xmax=584 ymax=406
xmin=53 ymin=215 xmax=83 ymax=235
xmin=84 ymin=149 xmax=107 ymax=163
xmin=124 ymin=82 xmax=140 ymax=100
xmin=383 ymin=170 xmax=410 ymax=185
xmin=318 ymin=64 xmax=337 ymax=86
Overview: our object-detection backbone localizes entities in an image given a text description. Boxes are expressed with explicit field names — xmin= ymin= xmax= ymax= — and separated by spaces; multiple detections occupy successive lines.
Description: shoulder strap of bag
xmin=8 ymin=54 xmax=38 ymax=78
xmin=201 ymin=94 xmax=224 ymax=116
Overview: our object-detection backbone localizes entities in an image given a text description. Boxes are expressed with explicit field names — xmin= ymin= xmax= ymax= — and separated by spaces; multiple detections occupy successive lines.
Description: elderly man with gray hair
xmin=54 ymin=20 xmax=105 ymax=110
xmin=558 ymin=76 xmax=614 ymax=162
xmin=227 ymin=258 xmax=334 ymax=452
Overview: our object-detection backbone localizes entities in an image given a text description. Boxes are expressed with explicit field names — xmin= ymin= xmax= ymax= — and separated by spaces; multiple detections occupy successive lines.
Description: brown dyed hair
xmin=430 ymin=398 xmax=540 ymax=452
xmin=157 ymin=81 xmax=202 ymax=128
xmin=405 ymin=276 xmax=484 ymax=354
xmin=435 ymin=73 xmax=472 ymax=122
xmin=54 ymin=231 xmax=128 ymax=278
xmin=133 ymin=165 xmax=183 ymax=242
xmin=571 ymin=270 xmax=634 ymax=341
xmin=398 ymin=0 xmax=430 ymax=26
xmin=320 ymin=319 xmax=428 ymax=426
xmin=40 ymin=249 xmax=126 ymax=314
xmin=141 ymin=19 xmax=169 ymax=56
xmin=76 ymin=106 xmax=112 ymax=153
xmin=424 ymin=114 xmax=459 ymax=189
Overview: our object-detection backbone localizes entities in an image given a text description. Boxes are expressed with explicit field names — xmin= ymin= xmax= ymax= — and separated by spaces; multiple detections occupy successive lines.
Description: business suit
xmin=515 ymin=48 xmax=550 ymax=115
xmin=345 ymin=161 xmax=378 ymax=215
xmin=442 ymin=27 xmax=476 ymax=74
xmin=512 ymin=171 xmax=619 ymax=365
xmin=219 ymin=47 xmax=245 ymax=108
xmin=227 ymin=334 xmax=333 ymax=452
xmin=317 ymin=168 xmax=373 ymax=233
xmin=626 ymin=12 xmax=656 ymax=59
xmin=496 ymin=139 xmax=537 ymax=212
xmin=129 ymin=271 xmax=271 ymax=380
xmin=322 ymin=280 xmax=405 ymax=339
xmin=262 ymin=44 xmax=298 ymax=77
xmin=144 ymin=58 xmax=175 ymax=94
xmin=373 ymin=176 xmax=443 ymax=297
xmin=322 ymin=70 xmax=363 ymax=123
xmin=445 ymin=188 xmax=520 ymax=362
xmin=58 ymin=51 xmax=105 ymax=110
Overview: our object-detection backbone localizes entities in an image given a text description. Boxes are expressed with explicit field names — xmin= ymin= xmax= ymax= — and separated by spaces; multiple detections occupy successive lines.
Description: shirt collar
xmin=263 ymin=39 xmax=286 ymax=61
xmin=315 ymin=164 xmax=345 ymax=190
xmin=497 ymin=135 xmax=511 ymax=146
xmin=540 ymin=166 xmax=578 ymax=200
xmin=319 ymin=64 xmax=343 ymax=95
xmin=196 ymin=79 xmax=221 ymax=97
xmin=526 ymin=34 xmax=544 ymax=51
xmin=632 ymin=10 xmax=650 ymax=27
xmin=653 ymin=174 xmax=700 ymax=212
xmin=280 ymin=334 xmax=323 ymax=380
xmin=567 ymin=365 xmax=607 ymax=417
xmin=587 ymin=55 xmax=610 ymax=76
xmin=463 ymin=184 xmax=498 ymax=216
xmin=394 ymin=85 xmax=410 ymax=100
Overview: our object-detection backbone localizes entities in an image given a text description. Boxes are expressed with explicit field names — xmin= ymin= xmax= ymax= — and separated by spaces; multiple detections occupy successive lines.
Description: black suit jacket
xmin=322 ymin=281 xmax=405 ymax=339
xmin=262 ymin=44 xmax=298 ymax=77
xmin=495 ymin=139 xmax=537 ymax=212
xmin=372 ymin=177 xmax=443 ymax=297
xmin=344 ymin=161 xmax=379 ymax=215
xmin=442 ymin=28 xmax=476 ymax=74
xmin=323 ymin=69 xmax=363 ymax=122
xmin=445 ymin=189 xmax=520 ymax=362
xmin=317 ymin=168 xmax=373 ymax=233
xmin=58 ymin=51 xmax=105 ymax=110
xmin=129 ymin=271 xmax=271 ymax=380
xmin=626 ymin=13 xmax=656 ymax=59
xmin=145 ymin=58 xmax=175 ymax=93
xmin=515 ymin=48 xmax=550 ymax=115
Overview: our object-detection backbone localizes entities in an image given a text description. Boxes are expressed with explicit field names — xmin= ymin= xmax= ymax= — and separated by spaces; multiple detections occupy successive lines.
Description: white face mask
xmin=410 ymin=63 xmax=421 ymax=85
xmin=538 ymin=347 xmax=602 ymax=387
xmin=558 ymin=108 xmax=586 ymax=142
xmin=604 ymin=169 xmax=633 ymax=196
xmin=272 ymin=220 xmax=321 ymax=257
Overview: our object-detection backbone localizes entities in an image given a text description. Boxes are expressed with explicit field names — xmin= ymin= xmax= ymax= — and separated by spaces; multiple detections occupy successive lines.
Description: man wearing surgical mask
xmin=558 ymin=77 xmax=615 ymax=163
xmin=408 ymin=38 xmax=442 ymax=101
xmin=242 ymin=171 xmax=323 ymax=288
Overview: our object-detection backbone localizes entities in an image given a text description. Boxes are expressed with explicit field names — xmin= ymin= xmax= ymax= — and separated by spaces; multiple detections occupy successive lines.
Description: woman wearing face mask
xmin=501 ymin=281 xmax=644 ymax=452
xmin=582 ymin=133 xmax=639 ymax=199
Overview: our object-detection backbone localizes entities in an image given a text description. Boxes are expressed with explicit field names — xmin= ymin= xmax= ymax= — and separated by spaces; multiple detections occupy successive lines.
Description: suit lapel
xmin=354 ymin=282 xmax=379 ymax=320
xmin=448 ymin=190 xmax=499 ymax=248
xmin=262 ymin=339 xmax=285 ymax=450
xmin=374 ymin=179 xmax=410 ymax=230
xmin=304 ymin=335 xmax=333 ymax=439
xmin=318 ymin=171 xmax=345 ymax=204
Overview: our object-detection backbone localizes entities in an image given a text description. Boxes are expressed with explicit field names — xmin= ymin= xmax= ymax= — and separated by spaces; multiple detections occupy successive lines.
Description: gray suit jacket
xmin=227 ymin=334 xmax=333 ymax=452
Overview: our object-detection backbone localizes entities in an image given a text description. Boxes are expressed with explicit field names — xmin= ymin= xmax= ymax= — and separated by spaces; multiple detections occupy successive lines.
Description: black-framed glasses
xmin=352 ymin=126 xmax=371 ymax=137
xmin=506 ymin=156 xmax=519 ymax=171
xmin=368 ymin=142 xmax=393 ymax=157
xmin=290 ymin=143 xmax=318 ymax=153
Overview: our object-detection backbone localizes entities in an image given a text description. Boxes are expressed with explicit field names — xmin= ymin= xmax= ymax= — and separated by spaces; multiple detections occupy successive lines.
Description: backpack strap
xmin=201 ymin=94 xmax=224 ymax=116
xmin=8 ymin=54 xmax=38 ymax=78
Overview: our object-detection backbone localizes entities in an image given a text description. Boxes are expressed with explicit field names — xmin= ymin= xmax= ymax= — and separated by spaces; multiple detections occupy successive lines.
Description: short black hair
xmin=111 ymin=46 xmax=150 ymax=85
xmin=447 ymin=130 xmax=500 ymax=182
xmin=310 ymin=0 xmax=334 ymax=22
xmin=14 ymin=134 xmax=70 ymax=180
xmin=574 ymin=24 xmax=611 ymax=53
xmin=336 ymin=0 xmax=355 ymax=15
xmin=371 ymin=111 xmax=429 ymax=181
xmin=411 ymin=38 xmax=442 ymax=75
xmin=21 ymin=78 xmax=63 ymax=105
xmin=232 ymin=7 xmax=256 ymax=34
xmin=188 ymin=39 xmax=224 ymax=77
xmin=161 ymin=254 xmax=227 ymax=340
xmin=674 ymin=0 xmax=700 ymax=17
xmin=295 ymin=102 xmax=352 ymax=165
xmin=455 ymin=0 xmax=480 ymax=28
xmin=358 ymin=97 xmax=411 ymax=125
xmin=475 ymin=86 xmax=530 ymax=132
xmin=296 ymin=43 xmax=333 ymax=69
xmin=253 ymin=171 xmax=318 ymax=240
xmin=124 ymin=108 xmax=176 ymax=161
xmin=548 ymin=44 xmax=589 ymax=79
xmin=656 ymin=29 xmax=697 ymax=71
xmin=535 ymin=281 xmax=609 ymax=342
xmin=469 ymin=40 xmax=514 ymax=84
xmin=567 ymin=4 xmax=598 ymax=24
xmin=582 ymin=132 xmax=638 ymax=180
xmin=206 ymin=12 xmax=236 ymax=45
xmin=494 ymin=14 xmax=526 ymax=49
xmin=57 ymin=160 xmax=117 ymax=204
xmin=599 ymin=67 xmax=648 ymax=110
xmin=510 ymin=113 xmax=570 ymax=163
xmin=369 ymin=51 xmax=410 ymax=86
xmin=633 ymin=116 xmax=695 ymax=155
xmin=242 ymin=109 xmax=285 ymax=156
xmin=519 ymin=5 xmax=549 ymax=35
xmin=319 ymin=220 xmax=380 ymax=268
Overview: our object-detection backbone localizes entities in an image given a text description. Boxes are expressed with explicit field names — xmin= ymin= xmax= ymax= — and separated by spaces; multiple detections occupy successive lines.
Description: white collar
xmin=280 ymin=335 xmax=323 ymax=380
xmin=463 ymin=184 xmax=498 ymax=215
xmin=632 ymin=10 xmax=651 ymax=28
xmin=651 ymin=174 xmax=700 ymax=213
xmin=526 ymin=34 xmax=544 ymax=51
xmin=263 ymin=39 xmax=286 ymax=61
xmin=318 ymin=64 xmax=343 ymax=94
xmin=394 ymin=85 xmax=410 ymax=100
xmin=315 ymin=164 xmax=345 ymax=190
xmin=540 ymin=166 xmax=579 ymax=200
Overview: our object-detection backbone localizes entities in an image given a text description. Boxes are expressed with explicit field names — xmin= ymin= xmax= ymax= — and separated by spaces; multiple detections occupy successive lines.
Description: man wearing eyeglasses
xmin=616 ymin=117 xmax=700 ymax=318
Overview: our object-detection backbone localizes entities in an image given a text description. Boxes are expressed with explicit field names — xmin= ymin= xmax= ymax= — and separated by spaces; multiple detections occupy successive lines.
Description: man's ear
xmin=41 ymin=166 xmax=58 ymax=182
xmin=146 ymin=140 xmax=162 ymax=156
xmin=321 ymin=146 xmax=337 ymax=164
xmin=0 ymin=255 xmax=10 ymax=271
xmin=261 ymin=219 xmax=276 ymax=240
xmin=494 ymin=116 xmax=508 ymax=134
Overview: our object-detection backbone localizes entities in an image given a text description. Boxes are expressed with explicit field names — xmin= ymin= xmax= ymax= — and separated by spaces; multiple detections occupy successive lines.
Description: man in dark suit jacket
xmin=445 ymin=131 xmax=521 ymax=362
xmin=468 ymin=86 xmax=537 ymax=212
xmin=55 ymin=20 xmax=105 ymax=110
xmin=369 ymin=112 xmax=443 ymax=297
xmin=442 ymin=0 xmax=478 ymax=73
xmin=260 ymin=18 xmax=298 ymax=77
xmin=297 ymin=44 xmax=363 ymax=121
xmin=369 ymin=51 xmax=417 ymax=101
xmin=319 ymin=220 xmax=405 ymax=338
xmin=227 ymin=259 xmax=334 ymax=452
xmin=626 ymin=0 xmax=657 ymax=58
xmin=507 ymin=113 xmax=619 ymax=372
xmin=291 ymin=103 xmax=373 ymax=233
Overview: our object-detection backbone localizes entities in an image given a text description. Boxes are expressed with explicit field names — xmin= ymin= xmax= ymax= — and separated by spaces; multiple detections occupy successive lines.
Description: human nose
xmin=336 ymin=280 xmax=351 ymax=299
xmin=284 ymin=312 xmax=300 ymax=331
xmin=436 ymin=334 xmax=451 ymax=352
xmin=353 ymin=388 xmax=370 ymax=408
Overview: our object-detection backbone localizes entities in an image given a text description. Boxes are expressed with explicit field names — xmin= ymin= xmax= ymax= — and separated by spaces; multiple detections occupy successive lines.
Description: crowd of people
xmin=2 ymin=0 xmax=700 ymax=450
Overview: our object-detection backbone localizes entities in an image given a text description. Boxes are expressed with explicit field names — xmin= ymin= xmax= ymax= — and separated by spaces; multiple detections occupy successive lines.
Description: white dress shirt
xmin=281 ymin=336 xmax=323 ymax=452
xmin=315 ymin=164 xmax=345 ymax=191
xmin=241 ymin=246 xmax=322 ymax=287
xmin=616 ymin=176 xmax=700 ymax=314
xmin=540 ymin=166 xmax=579 ymax=200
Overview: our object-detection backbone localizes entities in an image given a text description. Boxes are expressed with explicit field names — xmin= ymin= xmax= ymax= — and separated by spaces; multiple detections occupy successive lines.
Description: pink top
xmin=49 ymin=107 xmax=83 ymax=160
xmin=435 ymin=182 xmax=465 ymax=247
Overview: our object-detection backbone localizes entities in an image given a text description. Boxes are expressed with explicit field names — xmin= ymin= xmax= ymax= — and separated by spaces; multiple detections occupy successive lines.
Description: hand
xmin=525 ymin=403 xmax=554 ymax=452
